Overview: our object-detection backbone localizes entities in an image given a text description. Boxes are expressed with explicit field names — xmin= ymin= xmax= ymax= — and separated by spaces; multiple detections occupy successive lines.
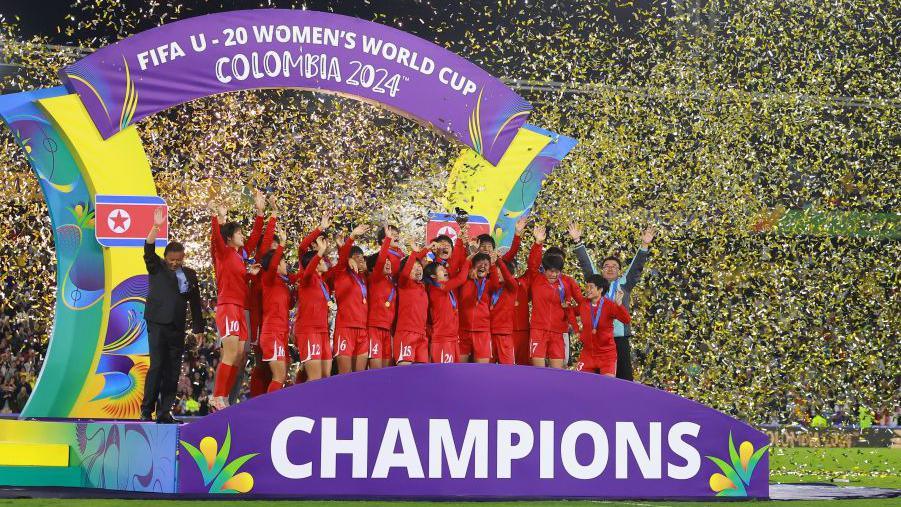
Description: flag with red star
xmin=95 ymin=195 xmax=168 ymax=247
xmin=426 ymin=212 xmax=490 ymax=244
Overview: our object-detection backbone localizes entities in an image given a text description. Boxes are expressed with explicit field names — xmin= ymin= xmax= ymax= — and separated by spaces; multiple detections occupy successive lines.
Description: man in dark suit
xmin=141 ymin=207 xmax=204 ymax=423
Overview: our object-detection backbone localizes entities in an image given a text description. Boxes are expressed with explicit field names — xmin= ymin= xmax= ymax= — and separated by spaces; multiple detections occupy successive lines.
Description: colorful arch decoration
xmin=1 ymin=9 xmax=576 ymax=419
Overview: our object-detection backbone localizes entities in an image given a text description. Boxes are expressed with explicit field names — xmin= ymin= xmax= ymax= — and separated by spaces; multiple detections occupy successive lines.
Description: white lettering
xmin=667 ymin=422 xmax=700 ymax=479
xmin=271 ymin=416 xmax=315 ymax=479
xmin=428 ymin=419 xmax=488 ymax=478
xmin=371 ymin=418 xmax=424 ymax=478
xmin=616 ymin=422 xmax=662 ymax=479
xmin=560 ymin=420 xmax=609 ymax=480
xmin=496 ymin=420 xmax=534 ymax=479
xmin=320 ymin=417 xmax=368 ymax=479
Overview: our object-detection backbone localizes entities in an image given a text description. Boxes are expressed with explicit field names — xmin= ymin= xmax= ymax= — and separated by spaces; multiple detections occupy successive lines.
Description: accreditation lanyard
xmin=607 ymin=279 xmax=620 ymax=299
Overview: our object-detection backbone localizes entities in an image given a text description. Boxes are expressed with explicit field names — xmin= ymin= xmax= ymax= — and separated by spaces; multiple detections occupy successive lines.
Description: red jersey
xmin=247 ymin=217 xmax=276 ymax=309
xmin=459 ymin=275 xmax=497 ymax=332
xmin=427 ymin=259 xmax=472 ymax=342
xmin=211 ymin=215 xmax=252 ymax=308
xmin=488 ymin=261 xmax=520 ymax=335
xmin=260 ymin=245 xmax=297 ymax=334
xmin=366 ymin=238 xmax=396 ymax=330
xmin=573 ymin=296 xmax=631 ymax=355
xmin=387 ymin=246 xmax=405 ymax=277
xmin=332 ymin=238 xmax=368 ymax=329
xmin=294 ymin=228 xmax=330 ymax=333
xmin=395 ymin=249 xmax=429 ymax=335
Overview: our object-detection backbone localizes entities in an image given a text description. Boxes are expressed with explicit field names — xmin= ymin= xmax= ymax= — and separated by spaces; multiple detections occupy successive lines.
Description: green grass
xmin=770 ymin=448 xmax=901 ymax=489
xmin=0 ymin=448 xmax=897 ymax=506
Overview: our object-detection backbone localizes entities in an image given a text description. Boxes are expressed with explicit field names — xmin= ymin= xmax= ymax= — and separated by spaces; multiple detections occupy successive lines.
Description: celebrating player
xmin=424 ymin=253 xmax=473 ymax=363
xmin=332 ymin=224 xmax=372 ymax=374
xmin=295 ymin=235 xmax=333 ymax=381
xmin=571 ymin=274 xmax=631 ymax=376
xmin=393 ymin=242 xmax=431 ymax=364
xmin=366 ymin=228 xmax=397 ymax=368
xmin=257 ymin=223 xmax=295 ymax=392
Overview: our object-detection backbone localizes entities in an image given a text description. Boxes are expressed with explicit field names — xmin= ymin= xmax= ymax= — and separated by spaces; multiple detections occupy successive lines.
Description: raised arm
xmin=210 ymin=214 xmax=228 ymax=256
xmin=144 ymin=207 xmax=165 ymax=274
xmin=297 ymin=228 xmax=323 ymax=257
xmin=337 ymin=237 xmax=354 ymax=271
xmin=501 ymin=216 xmax=527 ymax=263
xmin=444 ymin=258 xmax=473 ymax=291
xmin=448 ymin=237 xmax=466 ymax=275
xmin=254 ymin=217 xmax=276 ymax=259
xmin=624 ymin=226 xmax=655 ymax=289
xmin=399 ymin=248 xmax=428 ymax=287
xmin=301 ymin=238 xmax=328 ymax=284
xmin=497 ymin=258 xmax=519 ymax=292
xmin=374 ymin=236 xmax=392 ymax=277
xmin=262 ymin=244 xmax=284 ymax=284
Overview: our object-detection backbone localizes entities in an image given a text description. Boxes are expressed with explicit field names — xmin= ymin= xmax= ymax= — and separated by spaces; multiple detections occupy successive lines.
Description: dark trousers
xmin=142 ymin=321 xmax=186 ymax=417
xmin=614 ymin=335 xmax=634 ymax=381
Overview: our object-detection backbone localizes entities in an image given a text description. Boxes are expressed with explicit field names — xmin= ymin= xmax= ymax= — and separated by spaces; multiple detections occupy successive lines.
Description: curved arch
xmin=60 ymin=9 xmax=532 ymax=165
xmin=1 ymin=9 xmax=578 ymax=419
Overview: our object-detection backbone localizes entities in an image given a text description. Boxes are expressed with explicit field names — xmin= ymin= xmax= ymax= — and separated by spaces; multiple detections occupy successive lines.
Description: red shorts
xmin=216 ymin=303 xmax=248 ymax=341
xmin=459 ymin=330 xmax=492 ymax=360
xmin=394 ymin=331 xmax=428 ymax=363
xmin=368 ymin=327 xmax=392 ymax=360
xmin=430 ymin=341 xmax=459 ymax=364
xmin=492 ymin=334 xmax=514 ymax=365
xmin=297 ymin=331 xmax=332 ymax=362
xmin=259 ymin=331 xmax=288 ymax=362
xmin=334 ymin=327 xmax=369 ymax=357
xmin=529 ymin=328 xmax=565 ymax=360
xmin=576 ymin=351 xmax=616 ymax=375
xmin=513 ymin=329 xmax=531 ymax=365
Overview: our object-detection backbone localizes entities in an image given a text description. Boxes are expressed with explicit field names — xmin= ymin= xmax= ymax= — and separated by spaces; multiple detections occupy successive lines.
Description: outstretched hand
xmin=319 ymin=212 xmax=332 ymax=231
xmin=567 ymin=222 xmax=582 ymax=243
xmin=153 ymin=207 xmax=165 ymax=227
xmin=515 ymin=215 xmax=528 ymax=234
xmin=533 ymin=223 xmax=547 ymax=244
xmin=641 ymin=225 xmax=657 ymax=246
xmin=247 ymin=263 xmax=262 ymax=275
xmin=351 ymin=223 xmax=370 ymax=238
xmin=253 ymin=188 xmax=266 ymax=214
xmin=315 ymin=236 xmax=329 ymax=256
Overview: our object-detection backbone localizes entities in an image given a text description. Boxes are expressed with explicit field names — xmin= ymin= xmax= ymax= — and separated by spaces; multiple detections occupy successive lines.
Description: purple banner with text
xmin=177 ymin=365 xmax=768 ymax=499
xmin=59 ymin=9 xmax=531 ymax=165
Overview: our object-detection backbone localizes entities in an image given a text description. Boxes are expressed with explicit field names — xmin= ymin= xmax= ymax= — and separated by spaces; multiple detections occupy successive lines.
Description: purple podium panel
xmin=177 ymin=365 xmax=768 ymax=499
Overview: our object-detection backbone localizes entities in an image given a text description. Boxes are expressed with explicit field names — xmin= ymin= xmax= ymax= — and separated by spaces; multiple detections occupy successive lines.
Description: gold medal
xmin=363 ymin=298 xmax=367 ymax=305
xmin=514 ymin=301 xmax=519 ymax=306
xmin=385 ymin=301 xmax=391 ymax=308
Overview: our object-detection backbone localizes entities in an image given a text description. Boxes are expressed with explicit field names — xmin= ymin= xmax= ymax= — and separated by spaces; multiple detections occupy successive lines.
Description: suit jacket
xmin=144 ymin=242 xmax=205 ymax=334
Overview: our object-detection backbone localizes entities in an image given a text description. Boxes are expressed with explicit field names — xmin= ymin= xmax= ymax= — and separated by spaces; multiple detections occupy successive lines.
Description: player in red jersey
xmin=332 ymin=224 xmax=372 ymax=374
xmin=393 ymin=244 xmax=431 ymax=364
xmin=488 ymin=254 xmax=521 ymax=365
xmin=458 ymin=252 xmax=497 ymax=363
xmin=295 ymin=235 xmax=333 ymax=381
xmin=527 ymin=223 xmax=576 ymax=369
xmin=257 ymin=223 xmax=296 ymax=392
xmin=247 ymin=195 xmax=279 ymax=398
xmin=366 ymin=229 xmax=397 ymax=369
xmin=377 ymin=224 xmax=405 ymax=276
xmin=208 ymin=200 xmax=262 ymax=411
xmin=424 ymin=255 xmax=473 ymax=363
xmin=571 ymin=274 xmax=631 ymax=375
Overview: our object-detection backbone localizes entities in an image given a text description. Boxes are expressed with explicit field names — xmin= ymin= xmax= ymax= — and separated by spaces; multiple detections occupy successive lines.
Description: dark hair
xmin=546 ymin=246 xmax=565 ymax=259
xmin=586 ymin=274 xmax=610 ymax=294
xmin=377 ymin=225 xmax=399 ymax=244
xmin=423 ymin=262 xmax=441 ymax=281
xmin=477 ymin=234 xmax=495 ymax=249
xmin=163 ymin=241 xmax=185 ymax=256
xmin=301 ymin=249 xmax=318 ymax=268
xmin=220 ymin=222 xmax=241 ymax=242
xmin=504 ymin=259 xmax=517 ymax=273
xmin=472 ymin=252 xmax=491 ymax=266
xmin=350 ymin=245 xmax=364 ymax=257
xmin=398 ymin=256 xmax=410 ymax=274
xmin=365 ymin=253 xmax=378 ymax=272
xmin=602 ymin=255 xmax=622 ymax=269
xmin=541 ymin=253 xmax=564 ymax=271
xmin=260 ymin=249 xmax=277 ymax=271
xmin=432 ymin=234 xmax=453 ymax=246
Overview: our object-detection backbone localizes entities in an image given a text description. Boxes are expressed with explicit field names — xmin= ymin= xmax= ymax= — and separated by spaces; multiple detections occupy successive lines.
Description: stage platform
xmin=1 ymin=365 xmax=772 ymax=500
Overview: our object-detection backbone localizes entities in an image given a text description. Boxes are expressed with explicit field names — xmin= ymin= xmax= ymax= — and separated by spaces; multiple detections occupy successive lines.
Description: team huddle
xmin=188 ymin=190 xmax=644 ymax=411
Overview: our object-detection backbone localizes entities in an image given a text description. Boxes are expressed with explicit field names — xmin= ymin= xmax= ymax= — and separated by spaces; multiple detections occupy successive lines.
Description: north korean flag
xmin=426 ymin=212 xmax=490 ymax=244
xmin=95 ymin=195 xmax=168 ymax=248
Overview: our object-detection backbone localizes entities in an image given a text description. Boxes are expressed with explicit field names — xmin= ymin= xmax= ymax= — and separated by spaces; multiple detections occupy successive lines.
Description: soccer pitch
xmin=0 ymin=448 xmax=897 ymax=507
